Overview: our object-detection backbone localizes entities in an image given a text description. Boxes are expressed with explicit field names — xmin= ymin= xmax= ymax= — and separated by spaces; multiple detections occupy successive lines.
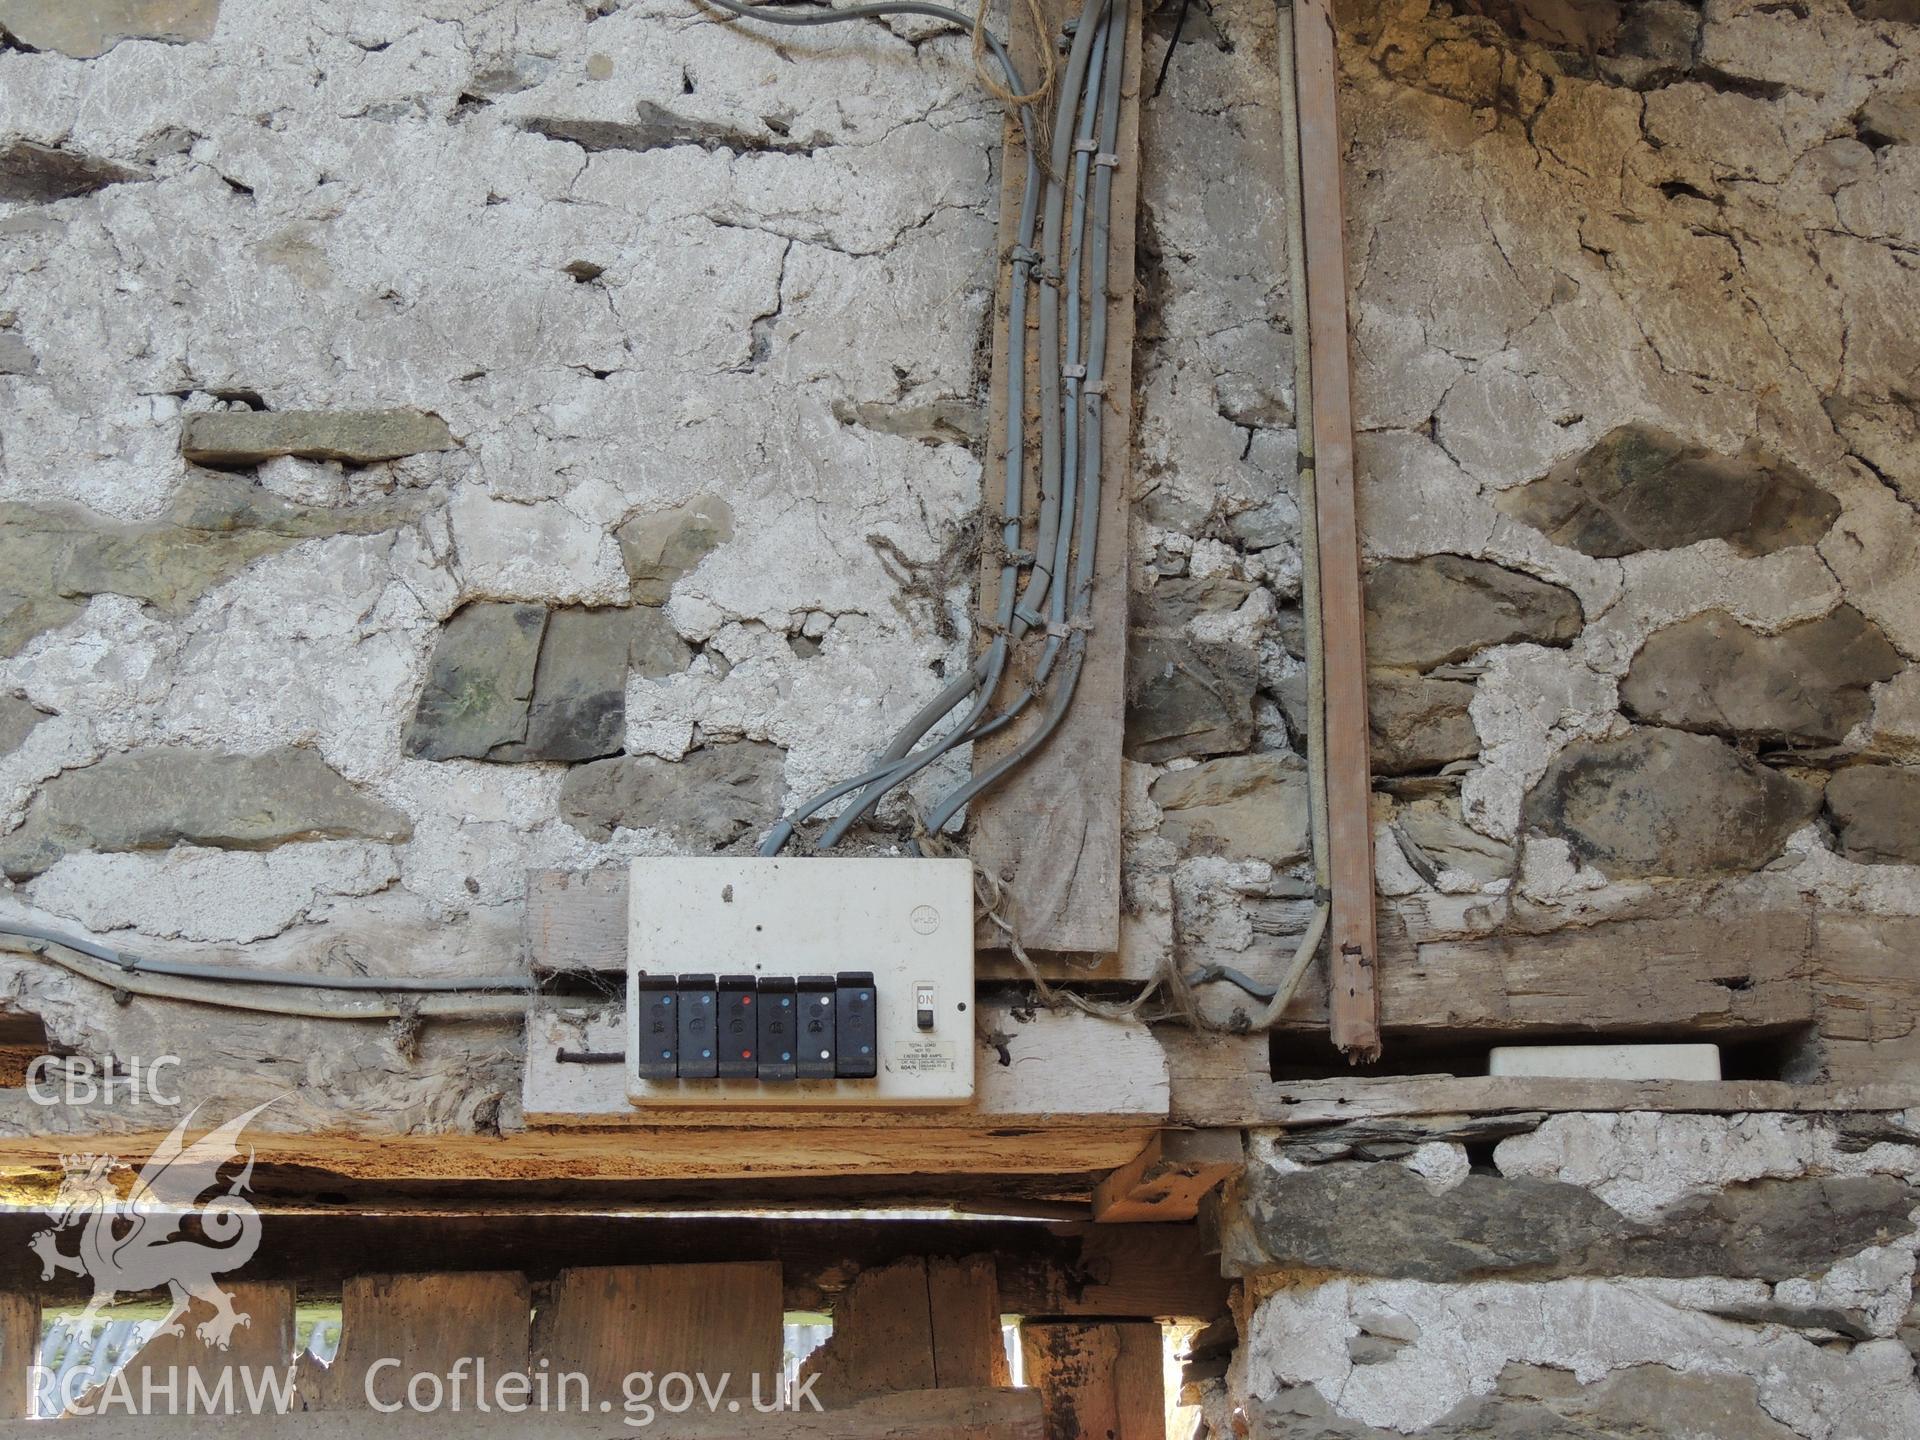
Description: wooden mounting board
xmin=967 ymin=0 xmax=1143 ymax=956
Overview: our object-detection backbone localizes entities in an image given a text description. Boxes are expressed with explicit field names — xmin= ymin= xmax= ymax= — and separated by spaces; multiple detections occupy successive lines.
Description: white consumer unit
xmin=624 ymin=857 xmax=976 ymax=1108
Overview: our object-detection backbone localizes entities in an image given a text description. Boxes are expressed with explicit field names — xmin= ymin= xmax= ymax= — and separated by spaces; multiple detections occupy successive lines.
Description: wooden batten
xmin=967 ymin=0 xmax=1144 ymax=956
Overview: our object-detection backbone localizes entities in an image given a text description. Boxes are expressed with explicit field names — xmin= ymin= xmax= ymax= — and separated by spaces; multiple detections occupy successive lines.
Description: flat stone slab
xmin=181 ymin=408 xmax=454 ymax=466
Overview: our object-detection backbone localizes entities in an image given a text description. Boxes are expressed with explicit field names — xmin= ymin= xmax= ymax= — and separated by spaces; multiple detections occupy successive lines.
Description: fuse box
xmin=624 ymin=857 xmax=975 ymax=1108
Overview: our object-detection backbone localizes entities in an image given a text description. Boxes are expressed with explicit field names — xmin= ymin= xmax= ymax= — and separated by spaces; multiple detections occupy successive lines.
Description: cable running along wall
xmin=737 ymin=0 xmax=1129 ymax=857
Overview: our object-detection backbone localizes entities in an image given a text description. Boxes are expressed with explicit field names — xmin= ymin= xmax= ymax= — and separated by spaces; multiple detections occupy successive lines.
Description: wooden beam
xmin=296 ymin=1272 xmax=530 ymax=1411
xmin=0 ymin=1214 xmax=1230 ymax=1322
xmin=533 ymin=1263 xmax=783 ymax=1405
xmin=968 ymin=0 xmax=1143 ymax=954
xmin=0 ymin=1294 xmax=36 ymax=1422
xmin=1019 ymin=1323 xmax=1165 ymax=1440
xmin=1294 ymin=0 xmax=1380 ymax=1060
xmin=800 ymin=1259 xmax=940 ymax=1406
xmin=67 ymin=1283 xmax=292 ymax=1418
xmin=17 ymin=1388 xmax=1044 ymax=1439
xmin=1092 ymin=1129 xmax=1243 ymax=1224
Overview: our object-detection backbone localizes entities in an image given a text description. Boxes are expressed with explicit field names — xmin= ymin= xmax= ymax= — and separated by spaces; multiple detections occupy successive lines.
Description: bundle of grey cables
xmin=730 ymin=0 xmax=1128 ymax=856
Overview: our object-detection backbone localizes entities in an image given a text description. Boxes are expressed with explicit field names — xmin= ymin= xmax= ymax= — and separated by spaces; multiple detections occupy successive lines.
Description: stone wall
xmin=1299 ymin=0 xmax=1920 ymax=1090
xmin=0 ymin=0 xmax=1315 ymax=1128
xmin=1215 ymin=1112 xmax=1920 ymax=1437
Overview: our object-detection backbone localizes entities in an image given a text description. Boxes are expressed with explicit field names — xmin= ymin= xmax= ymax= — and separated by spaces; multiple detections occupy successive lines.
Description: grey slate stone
xmin=1370 ymin=672 xmax=1480 ymax=774
xmin=1621 ymin=606 xmax=1903 ymax=745
xmin=408 ymin=604 xmax=688 ymax=764
xmin=1149 ymin=754 xmax=1310 ymax=866
xmin=499 ymin=607 xmax=689 ymax=763
xmin=1366 ymin=555 xmax=1583 ymax=671
xmin=405 ymin=603 xmax=547 ymax=762
xmin=1523 ymin=728 xmax=1820 ymax=877
xmin=1825 ymin=764 xmax=1920 ymax=865
xmin=0 ymin=746 xmax=411 ymax=881
xmin=1498 ymin=423 xmax=1840 ymax=558
xmin=1126 ymin=577 xmax=1260 ymax=763
xmin=181 ymin=409 xmax=454 ymax=466
xmin=1222 ymin=1161 xmax=1918 ymax=1284
xmin=1392 ymin=795 xmax=1515 ymax=885
xmin=0 ymin=694 xmax=45 ymax=755
xmin=0 ymin=140 xmax=148 ymax=204
xmin=0 ymin=0 xmax=221 ymax=58
xmin=559 ymin=742 xmax=785 ymax=848
xmin=616 ymin=495 xmax=734 ymax=605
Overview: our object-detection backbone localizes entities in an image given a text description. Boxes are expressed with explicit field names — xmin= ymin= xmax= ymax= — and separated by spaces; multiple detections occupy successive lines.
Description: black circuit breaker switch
xmin=757 ymin=977 xmax=797 ymax=1082
xmin=633 ymin=976 xmax=678 ymax=1079
xmin=835 ymin=971 xmax=878 ymax=1079
xmin=675 ymin=973 xmax=718 ymax=1079
xmin=717 ymin=974 xmax=758 ymax=1078
xmin=796 ymin=974 xmax=836 ymax=1080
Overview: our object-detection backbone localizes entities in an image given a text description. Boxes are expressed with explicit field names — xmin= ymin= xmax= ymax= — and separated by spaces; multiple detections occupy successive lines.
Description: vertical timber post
xmin=1292 ymin=0 xmax=1381 ymax=1061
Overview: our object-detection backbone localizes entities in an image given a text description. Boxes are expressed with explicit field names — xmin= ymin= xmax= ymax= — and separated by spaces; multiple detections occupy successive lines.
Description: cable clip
xmin=1073 ymin=138 xmax=1099 ymax=155
xmin=1035 ymin=264 xmax=1063 ymax=286
xmin=1063 ymin=362 xmax=1087 ymax=380
xmin=1083 ymin=381 xmax=1109 ymax=397
xmin=1014 ymin=602 xmax=1046 ymax=628
xmin=1008 ymin=245 xmax=1041 ymax=267
xmin=1095 ymin=152 xmax=1121 ymax=169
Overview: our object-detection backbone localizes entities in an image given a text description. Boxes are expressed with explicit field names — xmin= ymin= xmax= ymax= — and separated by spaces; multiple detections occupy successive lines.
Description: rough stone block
xmin=1498 ymin=423 xmax=1840 ymax=559
xmin=616 ymin=495 xmax=734 ymax=605
xmin=559 ymin=742 xmax=785 ymax=848
xmin=1825 ymin=763 xmax=1920 ymax=865
xmin=1149 ymin=753 xmax=1309 ymax=866
xmin=180 ymin=409 xmax=454 ymax=466
xmin=0 ymin=139 xmax=147 ymax=204
xmin=0 ymin=746 xmax=411 ymax=880
xmin=1621 ymin=606 xmax=1903 ymax=745
xmin=404 ymin=602 xmax=546 ymax=762
xmin=0 ymin=0 xmax=220 ymax=58
xmin=1369 ymin=672 xmax=1480 ymax=774
xmin=1366 ymin=556 xmax=1582 ymax=671
xmin=1522 ymin=727 xmax=1820 ymax=877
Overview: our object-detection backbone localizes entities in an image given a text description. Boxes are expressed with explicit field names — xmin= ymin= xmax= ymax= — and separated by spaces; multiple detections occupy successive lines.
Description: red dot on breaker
xmin=741 ymin=1049 xmax=752 ymax=1059
xmin=742 ymin=995 xmax=753 ymax=1006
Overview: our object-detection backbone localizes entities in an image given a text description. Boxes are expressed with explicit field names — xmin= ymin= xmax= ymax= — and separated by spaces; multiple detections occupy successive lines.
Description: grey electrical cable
xmin=0 ymin=920 xmax=535 ymax=993
xmin=1251 ymin=0 xmax=1332 ymax=1032
xmin=744 ymin=0 xmax=1049 ymax=853
xmin=5 ymin=937 xmax=534 ymax=1021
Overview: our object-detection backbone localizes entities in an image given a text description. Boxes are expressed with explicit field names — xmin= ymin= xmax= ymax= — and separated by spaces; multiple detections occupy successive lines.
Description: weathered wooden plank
xmin=15 ymin=1387 xmax=1045 ymax=1439
xmin=67 ymin=1282 xmax=293 ymax=1419
xmin=523 ymin=1002 xmax=1170 ymax=1128
xmin=0 ymin=1294 xmax=35 ymax=1421
xmin=1020 ymin=1323 xmax=1165 ymax=1440
xmin=297 ymin=1272 xmax=530 ymax=1411
xmin=1811 ymin=913 xmax=1920 ymax=1084
xmin=1294 ymin=0 xmax=1380 ymax=1060
xmin=969 ymin=0 xmax=1143 ymax=955
xmin=800 ymin=1258 xmax=937 ymax=1407
xmin=534 ymin=1263 xmax=783 ymax=1406
xmin=930 ymin=1258 xmax=1010 ymax=1388
xmin=1092 ymin=1130 xmax=1243 ymax=1224
xmin=0 ymin=1215 xmax=1228 ymax=1322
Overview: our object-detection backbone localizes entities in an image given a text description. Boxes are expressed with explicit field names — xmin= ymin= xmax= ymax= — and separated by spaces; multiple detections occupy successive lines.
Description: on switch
xmin=717 ymin=974 xmax=757 ymax=1078
xmin=634 ymin=976 xmax=677 ymax=1078
xmin=835 ymin=971 xmax=878 ymax=1079
xmin=915 ymin=982 xmax=936 ymax=1032
xmin=796 ymin=974 xmax=836 ymax=1080
xmin=676 ymin=973 xmax=718 ymax=1079
xmin=757 ymin=977 xmax=797 ymax=1081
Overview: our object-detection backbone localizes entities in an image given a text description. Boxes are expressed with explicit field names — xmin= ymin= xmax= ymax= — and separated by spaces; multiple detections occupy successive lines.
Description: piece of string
xmin=973 ymin=0 xmax=1058 ymax=108
xmin=916 ymin=826 xmax=1218 ymax=1028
